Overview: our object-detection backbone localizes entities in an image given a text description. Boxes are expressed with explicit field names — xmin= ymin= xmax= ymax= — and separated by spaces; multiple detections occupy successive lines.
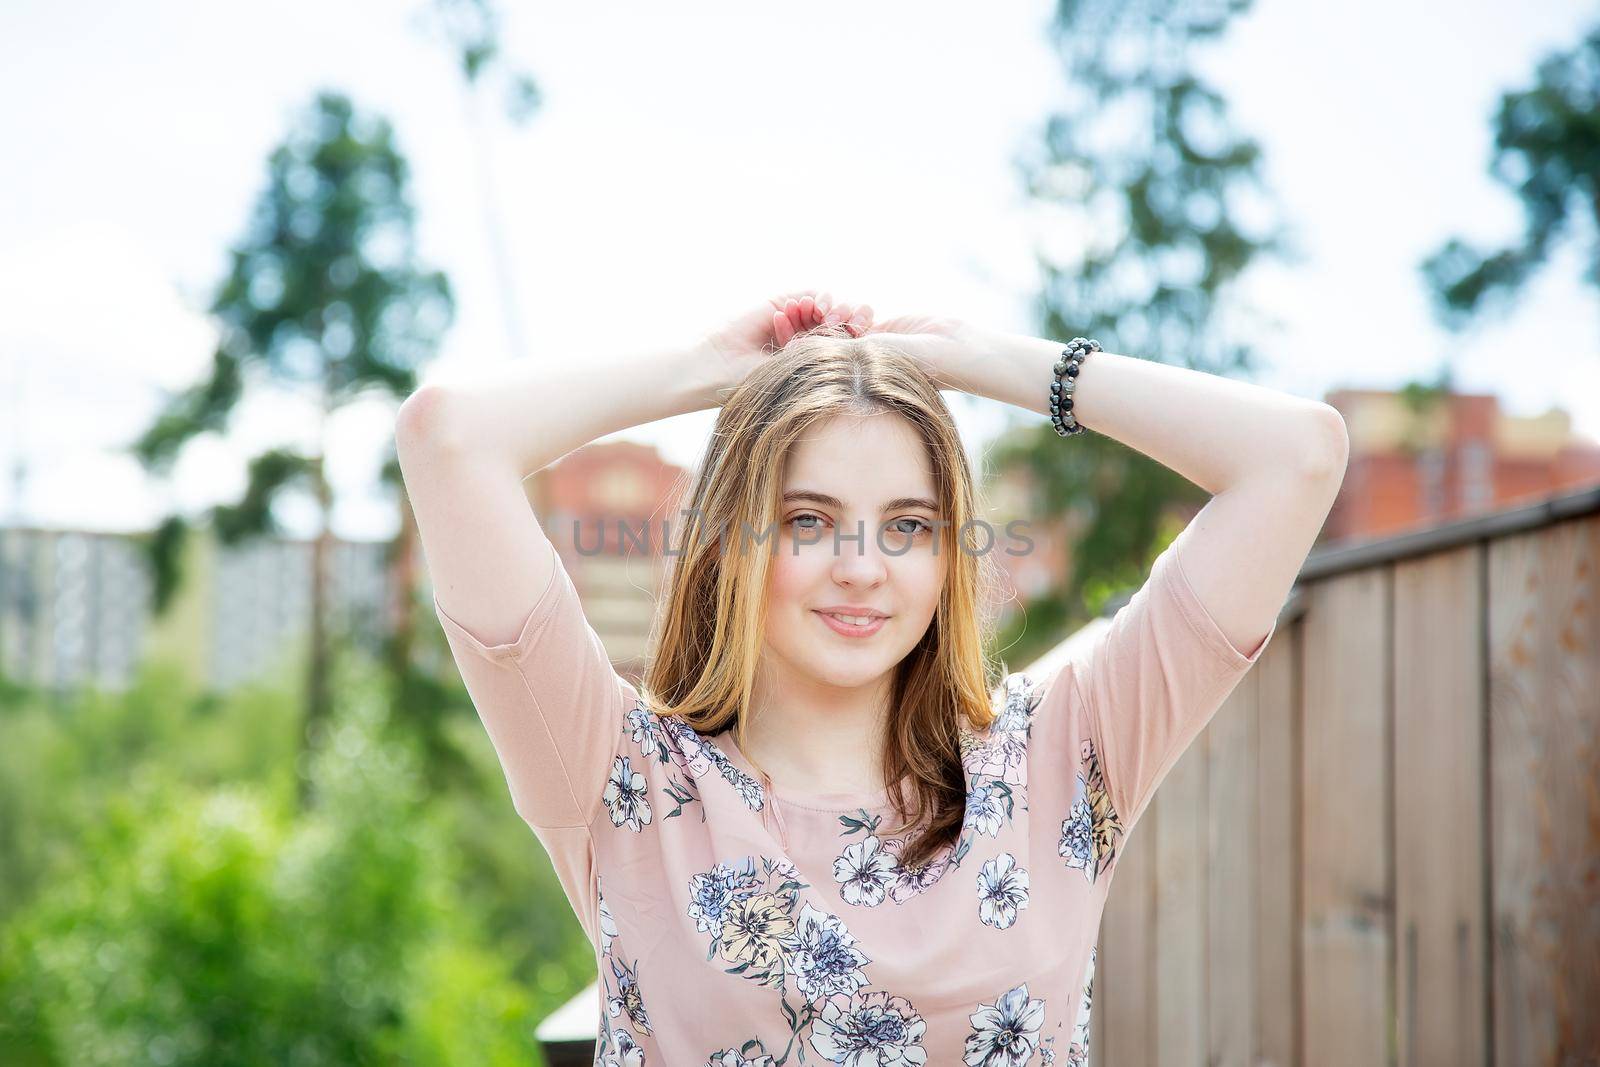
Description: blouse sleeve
xmin=432 ymin=546 xmax=635 ymax=834
xmin=1065 ymin=531 xmax=1276 ymax=833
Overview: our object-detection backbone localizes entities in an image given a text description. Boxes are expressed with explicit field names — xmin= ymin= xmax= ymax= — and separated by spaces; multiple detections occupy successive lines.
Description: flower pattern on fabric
xmin=606 ymin=952 xmax=653 ymax=1037
xmin=595 ymin=876 xmax=654 ymax=1065
xmin=833 ymin=834 xmax=901 ymax=908
xmin=599 ymin=886 xmax=619 ymax=956
xmin=589 ymin=672 xmax=1119 ymax=1063
xmin=688 ymin=855 xmax=779 ymax=932
xmin=828 ymin=676 xmax=1036 ymax=915
xmin=603 ymin=754 xmax=653 ymax=832
xmin=621 ymin=703 xmax=767 ymax=821
xmin=962 ymin=779 xmax=1013 ymax=839
xmin=786 ymin=900 xmax=873 ymax=1003
xmin=682 ymin=854 xmax=939 ymax=1065
xmin=809 ymin=990 xmax=930 ymax=1066
xmin=832 ymin=809 xmax=968 ymax=909
xmin=705 ymin=1048 xmax=778 ymax=1067
xmin=976 ymin=852 xmax=1030 ymax=930
xmin=963 ymin=982 xmax=1047 ymax=1066
xmin=959 ymin=675 xmax=1033 ymax=837
xmin=1064 ymin=946 xmax=1095 ymax=1067
xmin=1056 ymin=737 xmax=1121 ymax=884
xmin=600 ymin=1027 xmax=645 ymax=1067
xmin=687 ymin=856 xmax=833 ymax=992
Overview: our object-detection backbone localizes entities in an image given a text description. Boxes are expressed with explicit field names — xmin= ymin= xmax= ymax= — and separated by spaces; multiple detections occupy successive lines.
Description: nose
xmin=829 ymin=518 xmax=891 ymax=586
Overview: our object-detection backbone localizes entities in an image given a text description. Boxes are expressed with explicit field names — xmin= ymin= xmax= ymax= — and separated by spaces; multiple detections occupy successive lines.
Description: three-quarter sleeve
xmin=1066 ymin=533 xmax=1275 ymax=833
xmin=432 ymin=548 xmax=635 ymax=833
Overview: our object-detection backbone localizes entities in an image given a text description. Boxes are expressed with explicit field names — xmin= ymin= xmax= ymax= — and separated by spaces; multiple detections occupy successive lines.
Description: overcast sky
xmin=1 ymin=0 xmax=1595 ymax=540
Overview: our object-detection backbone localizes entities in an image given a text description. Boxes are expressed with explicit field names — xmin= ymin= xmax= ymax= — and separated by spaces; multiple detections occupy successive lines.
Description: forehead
xmin=782 ymin=413 xmax=938 ymax=505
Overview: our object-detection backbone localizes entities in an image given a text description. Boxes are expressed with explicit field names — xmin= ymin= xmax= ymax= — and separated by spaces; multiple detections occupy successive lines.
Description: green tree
xmin=126 ymin=92 xmax=454 ymax=802
xmin=414 ymin=0 xmax=542 ymax=368
xmin=343 ymin=0 xmax=553 ymax=790
xmin=997 ymin=0 xmax=1291 ymax=661
xmin=0 ymin=668 xmax=538 ymax=1066
xmin=408 ymin=0 xmax=545 ymax=534
xmin=1421 ymin=24 xmax=1600 ymax=329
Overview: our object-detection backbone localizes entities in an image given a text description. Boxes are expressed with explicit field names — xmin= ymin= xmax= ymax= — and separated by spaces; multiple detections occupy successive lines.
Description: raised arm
xmin=865 ymin=316 xmax=1347 ymax=833
xmin=870 ymin=317 xmax=1347 ymax=659
xmin=963 ymin=329 xmax=1348 ymax=655
xmin=393 ymin=291 xmax=872 ymax=831
xmin=396 ymin=337 xmax=714 ymax=653
xmin=396 ymin=291 xmax=874 ymax=650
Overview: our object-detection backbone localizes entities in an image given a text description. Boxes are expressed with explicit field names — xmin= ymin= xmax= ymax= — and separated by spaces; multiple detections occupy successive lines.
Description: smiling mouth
xmin=814 ymin=610 xmax=889 ymax=636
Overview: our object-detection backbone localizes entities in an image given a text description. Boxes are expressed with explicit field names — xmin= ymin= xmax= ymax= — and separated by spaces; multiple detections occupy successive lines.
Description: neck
xmin=743 ymin=660 xmax=894 ymax=794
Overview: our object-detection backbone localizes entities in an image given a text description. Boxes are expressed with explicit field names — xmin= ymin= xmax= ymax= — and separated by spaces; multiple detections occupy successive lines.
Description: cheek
xmin=765 ymin=549 xmax=822 ymax=610
xmin=902 ymin=549 xmax=946 ymax=607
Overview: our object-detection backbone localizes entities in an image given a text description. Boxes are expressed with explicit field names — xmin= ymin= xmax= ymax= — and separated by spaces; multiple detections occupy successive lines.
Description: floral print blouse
xmin=432 ymin=529 xmax=1275 ymax=1066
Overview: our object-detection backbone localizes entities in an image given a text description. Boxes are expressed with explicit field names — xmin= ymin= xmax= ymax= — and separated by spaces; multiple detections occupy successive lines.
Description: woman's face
xmin=759 ymin=412 xmax=947 ymax=692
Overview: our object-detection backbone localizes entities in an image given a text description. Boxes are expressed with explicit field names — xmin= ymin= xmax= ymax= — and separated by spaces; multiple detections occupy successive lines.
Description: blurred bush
xmin=0 ymin=649 xmax=595 ymax=1065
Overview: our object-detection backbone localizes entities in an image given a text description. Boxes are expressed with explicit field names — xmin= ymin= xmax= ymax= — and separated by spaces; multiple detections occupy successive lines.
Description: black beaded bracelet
xmin=1049 ymin=336 xmax=1101 ymax=437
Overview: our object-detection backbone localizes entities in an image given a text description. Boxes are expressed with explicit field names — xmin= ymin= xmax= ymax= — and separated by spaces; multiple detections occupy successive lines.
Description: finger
xmin=847 ymin=305 xmax=873 ymax=334
xmin=772 ymin=310 xmax=794 ymax=347
xmin=786 ymin=301 xmax=806 ymax=333
xmin=816 ymin=291 xmax=833 ymax=316
xmin=799 ymin=296 xmax=816 ymax=325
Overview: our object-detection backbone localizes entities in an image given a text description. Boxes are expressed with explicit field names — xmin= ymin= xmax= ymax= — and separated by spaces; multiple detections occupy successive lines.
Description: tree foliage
xmin=1421 ymin=24 xmax=1600 ymax=328
xmin=123 ymin=91 xmax=455 ymax=794
xmin=997 ymin=0 xmax=1288 ymax=661
xmin=0 ymin=656 xmax=595 ymax=1065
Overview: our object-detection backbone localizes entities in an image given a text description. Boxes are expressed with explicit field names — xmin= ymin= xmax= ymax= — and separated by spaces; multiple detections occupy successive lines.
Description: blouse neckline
xmin=710 ymin=729 xmax=909 ymax=813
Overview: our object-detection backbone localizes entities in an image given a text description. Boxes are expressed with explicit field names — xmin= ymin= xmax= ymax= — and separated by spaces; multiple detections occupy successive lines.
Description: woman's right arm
xmin=397 ymin=290 xmax=871 ymax=650
xmin=392 ymin=337 xmax=722 ymax=831
xmin=393 ymin=291 xmax=870 ymax=830
xmin=396 ymin=338 xmax=722 ymax=651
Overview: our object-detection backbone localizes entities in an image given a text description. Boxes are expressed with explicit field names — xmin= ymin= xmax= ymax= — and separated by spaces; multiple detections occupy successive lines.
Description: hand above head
xmin=860 ymin=312 xmax=988 ymax=392
xmin=700 ymin=290 xmax=875 ymax=398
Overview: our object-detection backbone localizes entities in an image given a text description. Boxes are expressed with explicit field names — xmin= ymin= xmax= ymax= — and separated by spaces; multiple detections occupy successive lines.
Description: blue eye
xmin=889 ymin=518 xmax=932 ymax=536
xmin=790 ymin=513 xmax=825 ymax=530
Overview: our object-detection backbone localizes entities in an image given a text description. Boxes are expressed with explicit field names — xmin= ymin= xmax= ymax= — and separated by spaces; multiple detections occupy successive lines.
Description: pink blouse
xmin=432 ymin=531 xmax=1274 ymax=1066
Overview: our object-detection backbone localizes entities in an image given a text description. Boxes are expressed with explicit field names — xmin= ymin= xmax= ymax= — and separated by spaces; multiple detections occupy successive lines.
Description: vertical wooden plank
xmin=1256 ymin=629 xmax=1299 ymax=1067
xmin=1488 ymin=515 xmax=1600 ymax=1065
xmin=1301 ymin=568 xmax=1391 ymax=1065
xmin=1393 ymin=545 xmax=1488 ymax=1067
xmin=1099 ymin=812 xmax=1155 ymax=1065
xmin=1155 ymin=739 xmax=1207 ymax=1062
xmin=1208 ymin=673 xmax=1259 ymax=1063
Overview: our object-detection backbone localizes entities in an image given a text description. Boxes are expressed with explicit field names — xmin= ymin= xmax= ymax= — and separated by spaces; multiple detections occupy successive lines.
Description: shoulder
xmin=613 ymin=697 xmax=767 ymax=813
xmin=994 ymin=667 xmax=1068 ymax=732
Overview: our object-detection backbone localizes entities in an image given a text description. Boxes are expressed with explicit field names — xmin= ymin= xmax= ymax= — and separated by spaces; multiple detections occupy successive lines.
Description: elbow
xmin=396 ymin=383 xmax=471 ymax=457
xmin=1298 ymin=404 xmax=1350 ymax=485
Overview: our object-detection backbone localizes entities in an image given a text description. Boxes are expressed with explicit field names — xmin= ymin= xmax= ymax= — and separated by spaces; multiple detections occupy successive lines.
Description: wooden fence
xmin=1089 ymin=485 xmax=1600 ymax=1066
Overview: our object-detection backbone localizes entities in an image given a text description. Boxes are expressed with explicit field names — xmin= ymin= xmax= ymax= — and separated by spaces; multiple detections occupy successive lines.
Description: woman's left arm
xmin=953 ymin=329 xmax=1350 ymax=657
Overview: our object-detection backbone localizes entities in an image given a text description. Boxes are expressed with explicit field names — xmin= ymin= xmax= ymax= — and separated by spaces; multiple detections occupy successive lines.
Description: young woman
xmin=394 ymin=290 xmax=1347 ymax=1066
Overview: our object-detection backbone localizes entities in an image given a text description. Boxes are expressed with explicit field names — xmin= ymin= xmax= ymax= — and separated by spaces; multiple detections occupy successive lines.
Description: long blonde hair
xmin=639 ymin=324 xmax=1005 ymax=871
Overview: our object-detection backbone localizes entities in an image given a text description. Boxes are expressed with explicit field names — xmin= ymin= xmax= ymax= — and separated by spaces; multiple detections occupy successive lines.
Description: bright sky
xmin=1 ymin=0 xmax=1595 ymax=540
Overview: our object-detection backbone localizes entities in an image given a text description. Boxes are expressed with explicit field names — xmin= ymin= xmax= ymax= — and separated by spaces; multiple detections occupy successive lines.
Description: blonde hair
xmin=639 ymin=323 xmax=1005 ymax=871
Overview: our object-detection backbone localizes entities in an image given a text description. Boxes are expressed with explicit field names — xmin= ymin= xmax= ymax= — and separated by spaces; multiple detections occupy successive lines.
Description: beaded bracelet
xmin=1049 ymin=336 xmax=1101 ymax=437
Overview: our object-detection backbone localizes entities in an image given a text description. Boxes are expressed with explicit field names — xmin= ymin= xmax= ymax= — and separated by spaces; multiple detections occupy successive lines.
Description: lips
xmin=814 ymin=610 xmax=888 ymax=637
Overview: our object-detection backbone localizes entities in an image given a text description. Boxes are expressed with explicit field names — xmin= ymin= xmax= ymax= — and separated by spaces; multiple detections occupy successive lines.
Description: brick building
xmin=529 ymin=441 xmax=690 ymax=683
xmin=1322 ymin=388 xmax=1600 ymax=543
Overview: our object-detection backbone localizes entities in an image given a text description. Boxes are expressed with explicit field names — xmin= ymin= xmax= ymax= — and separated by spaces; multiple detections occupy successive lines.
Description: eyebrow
xmin=781 ymin=490 xmax=941 ymax=512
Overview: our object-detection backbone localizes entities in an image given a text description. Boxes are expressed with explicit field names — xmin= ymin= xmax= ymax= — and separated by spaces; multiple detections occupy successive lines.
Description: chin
xmin=800 ymin=656 xmax=896 ymax=689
